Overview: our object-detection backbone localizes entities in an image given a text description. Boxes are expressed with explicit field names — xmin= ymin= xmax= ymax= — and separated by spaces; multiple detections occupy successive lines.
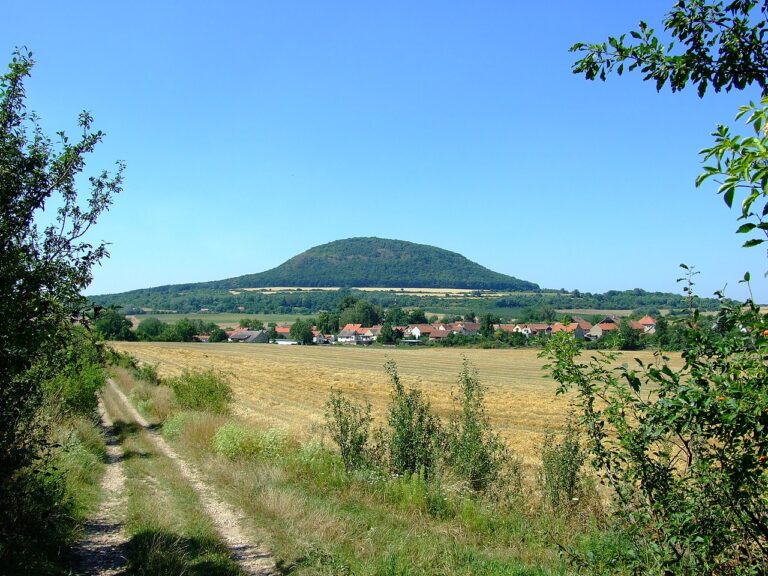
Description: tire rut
xmin=105 ymin=378 xmax=276 ymax=576
xmin=72 ymin=396 xmax=129 ymax=575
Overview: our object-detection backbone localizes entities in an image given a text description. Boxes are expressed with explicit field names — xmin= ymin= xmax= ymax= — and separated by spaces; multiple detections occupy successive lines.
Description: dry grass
xmin=109 ymin=342 xmax=682 ymax=465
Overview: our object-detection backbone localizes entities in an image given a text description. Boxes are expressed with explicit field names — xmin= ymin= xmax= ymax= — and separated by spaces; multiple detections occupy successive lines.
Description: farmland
xmin=110 ymin=342 xmax=682 ymax=465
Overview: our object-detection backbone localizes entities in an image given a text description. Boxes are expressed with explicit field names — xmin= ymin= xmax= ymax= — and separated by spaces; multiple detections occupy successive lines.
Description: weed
xmin=324 ymin=389 xmax=372 ymax=472
xmin=446 ymin=357 xmax=509 ymax=492
xmin=385 ymin=360 xmax=441 ymax=480
xmin=539 ymin=416 xmax=586 ymax=513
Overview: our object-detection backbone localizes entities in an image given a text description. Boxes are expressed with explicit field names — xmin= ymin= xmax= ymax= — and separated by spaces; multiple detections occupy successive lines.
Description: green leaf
xmin=724 ymin=188 xmax=735 ymax=207
xmin=742 ymin=238 xmax=764 ymax=247
xmin=736 ymin=223 xmax=756 ymax=233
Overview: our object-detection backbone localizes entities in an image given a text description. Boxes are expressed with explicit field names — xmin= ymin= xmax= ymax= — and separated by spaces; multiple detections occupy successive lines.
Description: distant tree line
xmin=94 ymin=285 xmax=723 ymax=318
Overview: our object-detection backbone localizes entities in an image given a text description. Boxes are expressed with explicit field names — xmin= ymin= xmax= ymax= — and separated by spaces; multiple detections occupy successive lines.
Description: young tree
xmin=93 ymin=308 xmax=135 ymax=341
xmin=546 ymin=5 xmax=768 ymax=573
xmin=0 ymin=49 xmax=123 ymax=569
xmin=289 ymin=318 xmax=315 ymax=344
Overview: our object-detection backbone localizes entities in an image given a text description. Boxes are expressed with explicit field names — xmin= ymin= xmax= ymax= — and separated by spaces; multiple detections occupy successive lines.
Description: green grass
xmin=160 ymin=409 xmax=623 ymax=575
xmin=108 ymin=365 xmax=632 ymax=576
xmin=101 ymin=385 xmax=241 ymax=576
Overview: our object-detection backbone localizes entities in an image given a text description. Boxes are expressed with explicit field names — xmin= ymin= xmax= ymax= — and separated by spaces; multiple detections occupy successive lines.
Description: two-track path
xmin=72 ymin=397 xmax=129 ymax=575
xmin=74 ymin=379 xmax=276 ymax=575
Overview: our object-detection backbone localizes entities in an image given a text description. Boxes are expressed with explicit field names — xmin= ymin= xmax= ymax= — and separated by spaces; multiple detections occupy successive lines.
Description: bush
xmin=543 ymin=297 xmax=768 ymax=574
xmin=324 ymin=390 xmax=373 ymax=472
xmin=45 ymin=359 xmax=106 ymax=417
xmin=132 ymin=362 xmax=160 ymax=385
xmin=539 ymin=416 xmax=586 ymax=512
xmin=167 ymin=369 xmax=233 ymax=414
xmin=445 ymin=358 xmax=508 ymax=492
xmin=385 ymin=360 xmax=442 ymax=480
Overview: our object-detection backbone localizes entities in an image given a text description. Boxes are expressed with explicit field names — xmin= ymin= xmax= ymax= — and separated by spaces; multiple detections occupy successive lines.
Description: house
xmin=449 ymin=322 xmax=481 ymax=335
xmin=275 ymin=325 xmax=292 ymax=339
xmin=638 ymin=315 xmax=657 ymax=334
xmin=312 ymin=330 xmax=328 ymax=344
xmin=571 ymin=316 xmax=593 ymax=331
xmin=336 ymin=323 xmax=376 ymax=345
xmin=228 ymin=329 xmax=269 ymax=343
xmin=429 ymin=329 xmax=452 ymax=341
xmin=550 ymin=322 xmax=586 ymax=339
xmin=336 ymin=326 xmax=362 ymax=344
xmin=405 ymin=324 xmax=434 ymax=339
xmin=528 ymin=323 xmax=551 ymax=335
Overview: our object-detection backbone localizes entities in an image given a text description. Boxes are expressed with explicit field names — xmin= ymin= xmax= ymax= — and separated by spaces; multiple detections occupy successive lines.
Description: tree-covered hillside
xmin=200 ymin=237 xmax=539 ymax=291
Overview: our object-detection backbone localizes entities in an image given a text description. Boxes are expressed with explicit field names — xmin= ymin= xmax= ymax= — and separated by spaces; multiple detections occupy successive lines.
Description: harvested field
xmin=109 ymin=342 xmax=682 ymax=464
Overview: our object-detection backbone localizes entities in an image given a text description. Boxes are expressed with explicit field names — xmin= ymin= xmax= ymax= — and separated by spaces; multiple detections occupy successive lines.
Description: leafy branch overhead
xmin=570 ymin=0 xmax=768 ymax=97
xmin=698 ymin=98 xmax=768 ymax=248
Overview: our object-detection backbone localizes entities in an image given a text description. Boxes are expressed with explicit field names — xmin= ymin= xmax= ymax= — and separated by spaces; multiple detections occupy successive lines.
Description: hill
xmin=200 ymin=237 xmax=539 ymax=291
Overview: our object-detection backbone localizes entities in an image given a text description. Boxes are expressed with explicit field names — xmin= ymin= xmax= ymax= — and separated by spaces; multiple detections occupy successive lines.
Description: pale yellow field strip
xmin=110 ymin=343 xmax=682 ymax=465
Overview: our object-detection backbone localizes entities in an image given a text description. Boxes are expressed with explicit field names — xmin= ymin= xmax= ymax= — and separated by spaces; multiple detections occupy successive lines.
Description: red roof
xmin=638 ymin=315 xmax=656 ymax=326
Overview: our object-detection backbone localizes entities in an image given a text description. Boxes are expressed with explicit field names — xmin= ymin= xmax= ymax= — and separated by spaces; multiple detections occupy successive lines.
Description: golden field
xmin=110 ymin=342 xmax=681 ymax=464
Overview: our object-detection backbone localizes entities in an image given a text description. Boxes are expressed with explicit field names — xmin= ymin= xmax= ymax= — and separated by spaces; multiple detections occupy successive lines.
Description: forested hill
xmin=199 ymin=237 xmax=539 ymax=291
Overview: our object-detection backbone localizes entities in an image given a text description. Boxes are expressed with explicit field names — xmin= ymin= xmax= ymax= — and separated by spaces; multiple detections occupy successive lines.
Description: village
xmin=223 ymin=314 xmax=658 ymax=345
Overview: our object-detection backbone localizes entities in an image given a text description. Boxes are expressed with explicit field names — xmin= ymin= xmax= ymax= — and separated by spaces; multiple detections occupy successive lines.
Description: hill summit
xmin=210 ymin=237 xmax=538 ymax=291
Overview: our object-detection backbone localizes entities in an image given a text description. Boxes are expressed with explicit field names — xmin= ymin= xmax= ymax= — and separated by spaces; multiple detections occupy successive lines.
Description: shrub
xmin=132 ymin=362 xmax=160 ymax=385
xmin=44 ymin=358 xmax=105 ymax=417
xmin=445 ymin=358 xmax=508 ymax=492
xmin=539 ymin=416 xmax=586 ymax=512
xmin=543 ymin=296 xmax=768 ymax=574
xmin=385 ymin=360 xmax=442 ymax=480
xmin=167 ymin=369 xmax=233 ymax=414
xmin=324 ymin=390 xmax=372 ymax=472
xmin=213 ymin=421 xmax=288 ymax=461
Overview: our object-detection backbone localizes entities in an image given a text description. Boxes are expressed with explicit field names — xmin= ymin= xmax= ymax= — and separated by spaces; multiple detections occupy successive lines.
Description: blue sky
xmin=3 ymin=1 xmax=766 ymax=301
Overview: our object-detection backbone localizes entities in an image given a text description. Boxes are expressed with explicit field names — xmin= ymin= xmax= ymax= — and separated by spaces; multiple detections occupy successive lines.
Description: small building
xmin=229 ymin=329 xmax=269 ymax=343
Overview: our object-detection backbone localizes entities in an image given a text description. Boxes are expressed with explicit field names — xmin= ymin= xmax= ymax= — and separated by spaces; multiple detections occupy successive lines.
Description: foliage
xmin=544 ymin=299 xmax=768 ymax=573
xmin=445 ymin=358 xmax=508 ymax=492
xmin=208 ymin=326 xmax=228 ymax=342
xmin=385 ymin=360 xmax=442 ymax=480
xmin=407 ymin=308 xmax=428 ymax=324
xmin=289 ymin=317 xmax=315 ymax=344
xmin=238 ymin=317 xmax=264 ymax=330
xmin=339 ymin=298 xmax=383 ymax=327
xmin=570 ymin=0 xmax=768 ymax=97
xmin=377 ymin=323 xmax=403 ymax=344
xmin=96 ymin=281 xmax=725 ymax=317
xmin=207 ymin=237 xmax=540 ymax=291
xmin=93 ymin=308 xmax=135 ymax=340
xmin=324 ymin=390 xmax=373 ymax=472
xmin=167 ymin=369 xmax=233 ymax=414
xmin=213 ymin=421 xmax=287 ymax=461
xmin=0 ymin=49 xmax=122 ymax=571
xmin=539 ymin=417 xmax=587 ymax=513
xmin=698 ymin=97 xmax=768 ymax=247
xmin=136 ymin=316 xmax=166 ymax=340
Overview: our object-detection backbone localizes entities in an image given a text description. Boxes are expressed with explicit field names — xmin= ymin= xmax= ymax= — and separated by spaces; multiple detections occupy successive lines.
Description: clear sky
xmin=3 ymin=1 xmax=766 ymax=301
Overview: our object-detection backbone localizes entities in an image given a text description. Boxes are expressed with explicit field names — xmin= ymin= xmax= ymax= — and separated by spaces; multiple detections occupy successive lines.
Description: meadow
xmin=110 ymin=342 xmax=682 ymax=465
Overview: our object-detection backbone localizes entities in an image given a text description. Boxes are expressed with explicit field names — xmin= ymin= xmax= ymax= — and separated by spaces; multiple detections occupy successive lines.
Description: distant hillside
xmin=201 ymin=237 xmax=539 ymax=291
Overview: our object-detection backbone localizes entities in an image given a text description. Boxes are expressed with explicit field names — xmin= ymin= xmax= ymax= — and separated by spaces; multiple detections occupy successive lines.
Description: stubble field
xmin=110 ymin=342 xmax=681 ymax=464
